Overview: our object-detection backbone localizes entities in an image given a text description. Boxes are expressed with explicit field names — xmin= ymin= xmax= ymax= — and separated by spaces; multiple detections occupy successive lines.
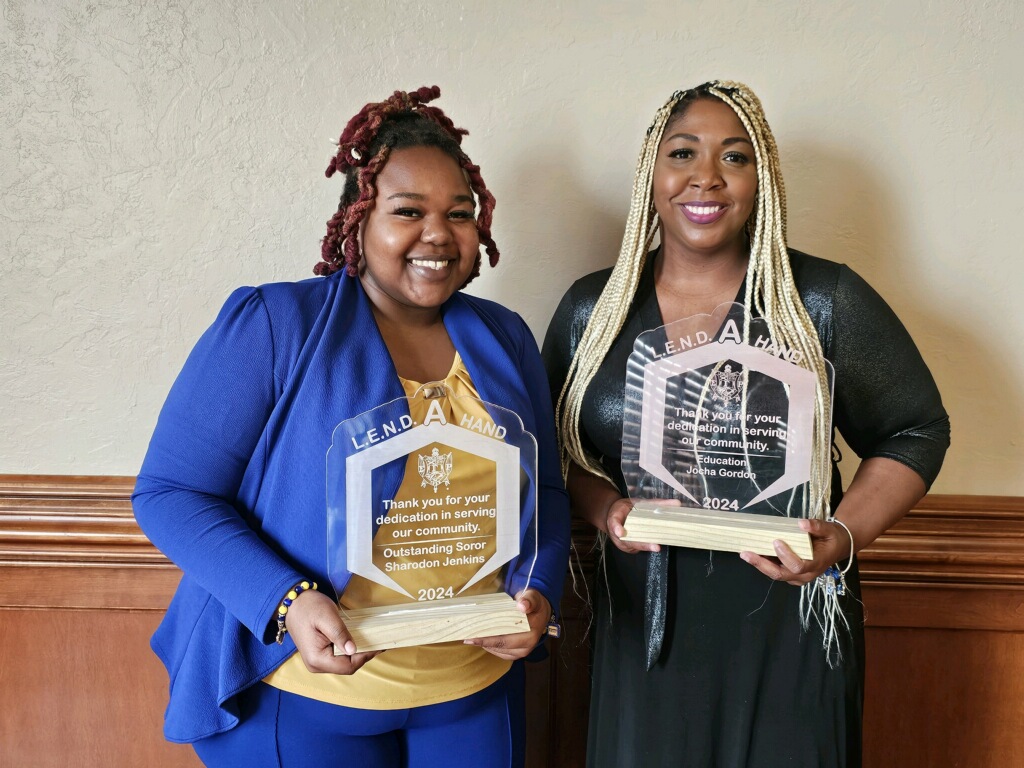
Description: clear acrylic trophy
xmin=326 ymin=385 xmax=538 ymax=652
xmin=620 ymin=303 xmax=834 ymax=558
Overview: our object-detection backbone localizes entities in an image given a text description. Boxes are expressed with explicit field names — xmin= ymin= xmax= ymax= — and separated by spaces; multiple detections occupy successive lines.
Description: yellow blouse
xmin=264 ymin=353 xmax=511 ymax=709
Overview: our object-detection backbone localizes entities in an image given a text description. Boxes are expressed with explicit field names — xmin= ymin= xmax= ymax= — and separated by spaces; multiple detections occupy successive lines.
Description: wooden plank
xmin=0 ymin=476 xmax=159 ymax=569
xmin=621 ymin=502 xmax=813 ymax=559
xmin=0 ymin=564 xmax=181 ymax=610
xmin=864 ymin=628 xmax=1024 ymax=767
xmin=338 ymin=593 xmax=529 ymax=652
xmin=0 ymin=475 xmax=136 ymax=498
xmin=861 ymin=582 xmax=1024 ymax=632
xmin=0 ymin=608 xmax=201 ymax=767
xmin=857 ymin=497 xmax=1024 ymax=585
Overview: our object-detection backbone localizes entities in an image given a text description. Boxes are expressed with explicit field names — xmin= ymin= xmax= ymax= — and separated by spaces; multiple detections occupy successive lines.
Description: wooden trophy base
xmin=335 ymin=592 xmax=530 ymax=654
xmin=621 ymin=502 xmax=813 ymax=559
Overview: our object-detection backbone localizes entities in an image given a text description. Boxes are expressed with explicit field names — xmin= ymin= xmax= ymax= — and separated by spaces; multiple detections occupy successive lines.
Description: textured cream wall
xmin=1 ymin=0 xmax=1020 ymax=494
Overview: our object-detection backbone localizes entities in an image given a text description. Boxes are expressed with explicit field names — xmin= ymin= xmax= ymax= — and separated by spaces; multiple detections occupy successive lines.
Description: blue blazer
xmin=133 ymin=271 xmax=570 ymax=743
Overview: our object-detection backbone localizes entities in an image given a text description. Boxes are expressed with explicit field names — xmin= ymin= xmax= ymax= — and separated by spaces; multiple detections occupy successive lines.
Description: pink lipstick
xmin=680 ymin=202 xmax=729 ymax=225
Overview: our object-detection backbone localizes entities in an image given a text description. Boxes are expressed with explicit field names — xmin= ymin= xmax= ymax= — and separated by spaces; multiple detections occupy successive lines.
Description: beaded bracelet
xmin=275 ymin=580 xmax=318 ymax=645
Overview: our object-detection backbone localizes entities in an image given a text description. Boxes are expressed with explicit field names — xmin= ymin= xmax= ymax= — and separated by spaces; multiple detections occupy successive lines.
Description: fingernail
xmin=344 ymin=641 xmax=356 ymax=655
xmin=739 ymin=552 xmax=751 ymax=563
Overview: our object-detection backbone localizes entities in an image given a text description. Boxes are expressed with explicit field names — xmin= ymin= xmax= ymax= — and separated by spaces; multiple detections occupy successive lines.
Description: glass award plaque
xmin=620 ymin=303 xmax=834 ymax=558
xmin=326 ymin=385 xmax=538 ymax=652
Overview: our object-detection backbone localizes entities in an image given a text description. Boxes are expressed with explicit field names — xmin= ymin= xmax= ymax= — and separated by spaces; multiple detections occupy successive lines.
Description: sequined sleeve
xmin=825 ymin=263 xmax=950 ymax=488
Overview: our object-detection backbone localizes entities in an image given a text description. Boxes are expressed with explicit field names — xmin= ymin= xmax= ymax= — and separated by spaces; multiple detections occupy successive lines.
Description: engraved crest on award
xmin=326 ymin=386 xmax=538 ymax=652
xmin=419 ymin=448 xmax=453 ymax=492
xmin=620 ymin=302 xmax=834 ymax=557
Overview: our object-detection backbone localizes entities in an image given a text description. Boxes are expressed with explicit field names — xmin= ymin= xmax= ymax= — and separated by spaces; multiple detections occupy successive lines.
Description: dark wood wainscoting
xmin=2 ymin=477 xmax=1022 ymax=767
xmin=0 ymin=476 xmax=198 ymax=767
xmin=857 ymin=496 xmax=1024 ymax=767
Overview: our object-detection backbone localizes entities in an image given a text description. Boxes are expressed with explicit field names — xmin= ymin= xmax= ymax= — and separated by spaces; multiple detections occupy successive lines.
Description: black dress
xmin=542 ymin=250 xmax=950 ymax=768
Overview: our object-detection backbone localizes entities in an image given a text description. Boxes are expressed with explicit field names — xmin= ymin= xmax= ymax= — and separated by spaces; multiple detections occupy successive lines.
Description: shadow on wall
xmin=786 ymin=140 xmax=1014 ymax=492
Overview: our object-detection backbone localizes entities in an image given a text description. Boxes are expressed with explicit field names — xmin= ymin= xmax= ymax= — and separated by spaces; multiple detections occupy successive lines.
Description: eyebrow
xmin=386 ymin=192 xmax=475 ymax=204
xmin=664 ymin=133 xmax=753 ymax=147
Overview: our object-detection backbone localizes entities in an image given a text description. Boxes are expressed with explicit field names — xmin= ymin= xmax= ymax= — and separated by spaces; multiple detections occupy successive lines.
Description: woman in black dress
xmin=543 ymin=81 xmax=949 ymax=767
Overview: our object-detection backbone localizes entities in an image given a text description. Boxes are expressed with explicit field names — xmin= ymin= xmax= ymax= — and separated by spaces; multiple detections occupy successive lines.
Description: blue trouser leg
xmin=192 ymin=663 xmax=523 ymax=768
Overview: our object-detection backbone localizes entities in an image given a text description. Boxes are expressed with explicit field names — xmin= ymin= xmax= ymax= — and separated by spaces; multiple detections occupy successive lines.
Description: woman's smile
xmin=409 ymin=256 xmax=456 ymax=272
xmin=679 ymin=201 xmax=730 ymax=225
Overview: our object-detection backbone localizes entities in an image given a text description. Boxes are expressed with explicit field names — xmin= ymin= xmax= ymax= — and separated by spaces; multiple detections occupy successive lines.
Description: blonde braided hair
xmin=557 ymin=82 xmax=842 ymax=650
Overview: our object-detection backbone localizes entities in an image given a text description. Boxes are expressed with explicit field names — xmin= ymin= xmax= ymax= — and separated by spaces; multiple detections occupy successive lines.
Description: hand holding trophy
xmin=620 ymin=302 xmax=834 ymax=558
xmin=327 ymin=383 xmax=541 ymax=653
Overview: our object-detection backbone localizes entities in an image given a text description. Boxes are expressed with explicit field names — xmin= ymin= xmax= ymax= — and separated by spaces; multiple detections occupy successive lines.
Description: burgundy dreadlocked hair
xmin=315 ymin=85 xmax=499 ymax=284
